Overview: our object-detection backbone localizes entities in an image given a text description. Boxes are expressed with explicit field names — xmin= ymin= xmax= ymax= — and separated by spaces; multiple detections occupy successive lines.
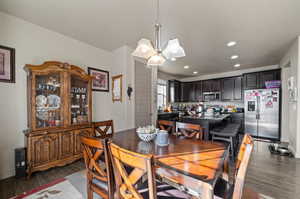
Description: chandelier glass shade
xmin=147 ymin=53 xmax=166 ymax=66
xmin=132 ymin=39 xmax=156 ymax=59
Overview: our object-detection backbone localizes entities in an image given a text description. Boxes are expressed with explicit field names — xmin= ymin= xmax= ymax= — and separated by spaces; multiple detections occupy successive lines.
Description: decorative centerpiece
xmin=136 ymin=125 xmax=158 ymax=142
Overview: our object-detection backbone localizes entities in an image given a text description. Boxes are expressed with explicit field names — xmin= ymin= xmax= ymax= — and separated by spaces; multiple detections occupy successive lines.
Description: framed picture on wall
xmin=88 ymin=67 xmax=109 ymax=92
xmin=112 ymin=74 xmax=123 ymax=102
xmin=0 ymin=45 xmax=15 ymax=83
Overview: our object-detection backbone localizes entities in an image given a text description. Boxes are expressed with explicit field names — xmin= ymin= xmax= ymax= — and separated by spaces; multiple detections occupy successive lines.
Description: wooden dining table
xmin=111 ymin=129 xmax=229 ymax=199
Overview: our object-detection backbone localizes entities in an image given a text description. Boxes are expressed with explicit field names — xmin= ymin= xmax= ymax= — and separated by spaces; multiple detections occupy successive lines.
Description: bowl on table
xmin=136 ymin=126 xmax=158 ymax=142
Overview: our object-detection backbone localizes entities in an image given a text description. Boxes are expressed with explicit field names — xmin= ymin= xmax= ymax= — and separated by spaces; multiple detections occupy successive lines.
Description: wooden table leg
xmin=222 ymin=151 xmax=230 ymax=182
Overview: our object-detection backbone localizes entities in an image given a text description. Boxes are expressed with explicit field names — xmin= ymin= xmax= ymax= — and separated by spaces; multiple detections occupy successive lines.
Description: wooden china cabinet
xmin=24 ymin=61 xmax=94 ymax=177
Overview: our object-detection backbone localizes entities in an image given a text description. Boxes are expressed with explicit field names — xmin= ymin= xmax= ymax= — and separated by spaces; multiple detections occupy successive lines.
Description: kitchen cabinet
xmin=243 ymin=73 xmax=259 ymax=90
xmin=234 ymin=76 xmax=243 ymax=100
xmin=167 ymin=69 xmax=279 ymax=103
xmin=222 ymin=78 xmax=235 ymax=100
xmin=168 ymin=80 xmax=181 ymax=103
xmin=181 ymin=82 xmax=195 ymax=102
xmin=222 ymin=76 xmax=242 ymax=101
xmin=243 ymin=69 xmax=281 ymax=90
xmin=202 ymin=79 xmax=221 ymax=92
xmin=194 ymin=81 xmax=202 ymax=101
xmin=259 ymin=70 xmax=281 ymax=88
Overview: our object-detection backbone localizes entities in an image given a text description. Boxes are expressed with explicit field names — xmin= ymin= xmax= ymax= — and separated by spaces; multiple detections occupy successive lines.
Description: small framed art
xmin=112 ymin=74 xmax=123 ymax=102
xmin=88 ymin=67 xmax=109 ymax=92
xmin=0 ymin=45 xmax=15 ymax=83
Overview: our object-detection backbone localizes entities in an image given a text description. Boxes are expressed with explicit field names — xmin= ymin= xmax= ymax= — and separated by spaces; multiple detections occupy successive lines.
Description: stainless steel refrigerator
xmin=244 ymin=88 xmax=280 ymax=140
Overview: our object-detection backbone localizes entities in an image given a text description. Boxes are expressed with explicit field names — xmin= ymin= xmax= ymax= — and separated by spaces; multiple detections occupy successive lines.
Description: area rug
xmin=11 ymin=170 xmax=275 ymax=199
xmin=11 ymin=178 xmax=84 ymax=199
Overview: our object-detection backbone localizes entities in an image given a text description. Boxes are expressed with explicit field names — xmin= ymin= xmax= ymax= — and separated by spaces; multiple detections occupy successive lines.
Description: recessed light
xmin=171 ymin=57 xmax=177 ymax=61
xmin=234 ymin=64 xmax=241 ymax=68
xmin=231 ymin=55 xmax=239 ymax=60
xmin=193 ymin=71 xmax=198 ymax=74
xmin=227 ymin=41 xmax=237 ymax=47
xmin=184 ymin=65 xmax=189 ymax=69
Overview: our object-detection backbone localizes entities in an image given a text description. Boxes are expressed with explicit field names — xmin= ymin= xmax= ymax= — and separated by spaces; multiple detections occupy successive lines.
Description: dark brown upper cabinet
xmin=202 ymin=79 xmax=221 ymax=92
xmin=243 ymin=69 xmax=281 ymax=90
xmin=221 ymin=77 xmax=235 ymax=101
xmin=168 ymin=80 xmax=181 ymax=103
xmin=233 ymin=76 xmax=243 ymax=100
xmin=243 ymin=73 xmax=259 ymax=90
xmin=194 ymin=81 xmax=202 ymax=102
xmin=202 ymin=80 xmax=211 ymax=92
xmin=259 ymin=70 xmax=281 ymax=89
xmin=181 ymin=82 xmax=195 ymax=102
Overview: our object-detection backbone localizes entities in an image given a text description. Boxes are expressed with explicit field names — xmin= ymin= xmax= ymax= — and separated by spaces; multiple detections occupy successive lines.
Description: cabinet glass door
xmin=35 ymin=73 xmax=63 ymax=129
xmin=70 ymin=75 xmax=89 ymax=125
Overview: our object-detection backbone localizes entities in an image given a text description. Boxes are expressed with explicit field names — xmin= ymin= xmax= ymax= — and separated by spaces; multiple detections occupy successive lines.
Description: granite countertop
xmin=181 ymin=113 xmax=231 ymax=121
xmin=157 ymin=111 xmax=179 ymax=115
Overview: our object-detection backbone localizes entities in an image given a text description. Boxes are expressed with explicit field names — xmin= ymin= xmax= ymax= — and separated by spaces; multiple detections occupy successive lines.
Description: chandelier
xmin=132 ymin=0 xmax=185 ymax=66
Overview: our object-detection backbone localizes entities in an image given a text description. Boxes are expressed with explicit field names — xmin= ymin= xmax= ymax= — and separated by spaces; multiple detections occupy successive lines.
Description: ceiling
xmin=1 ymin=0 xmax=300 ymax=77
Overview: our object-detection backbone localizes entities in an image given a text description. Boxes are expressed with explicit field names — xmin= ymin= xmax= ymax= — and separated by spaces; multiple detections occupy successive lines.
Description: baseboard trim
xmin=288 ymin=145 xmax=300 ymax=158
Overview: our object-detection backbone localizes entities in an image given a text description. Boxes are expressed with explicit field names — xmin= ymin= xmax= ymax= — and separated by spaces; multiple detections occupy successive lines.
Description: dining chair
xmin=214 ymin=134 xmax=254 ymax=199
xmin=176 ymin=122 xmax=204 ymax=140
xmin=157 ymin=120 xmax=175 ymax=134
xmin=155 ymin=134 xmax=253 ymax=199
xmin=210 ymin=123 xmax=241 ymax=157
xmin=80 ymin=135 xmax=114 ymax=199
xmin=108 ymin=142 xmax=187 ymax=199
xmin=92 ymin=120 xmax=114 ymax=138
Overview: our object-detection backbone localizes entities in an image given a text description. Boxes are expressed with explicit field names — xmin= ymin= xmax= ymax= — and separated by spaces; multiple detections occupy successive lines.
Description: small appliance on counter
xmin=205 ymin=108 xmax=215 ymax=117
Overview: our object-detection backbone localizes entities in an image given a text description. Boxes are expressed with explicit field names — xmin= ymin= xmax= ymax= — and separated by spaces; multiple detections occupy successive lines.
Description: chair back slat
xmin=80 ymin=135 xmax=114 ymax=199
xmin=109 ymin=142 xmax=157 ymax=199
xmin=233 ymin=134 xmax=254 ymax=199
xmin=176 ymin=122 xmax=204 ymax=140
xmin=93 ymin=120 xmax=114 ymax=138
xmin=157 ymin=120 xmax=175 ymax=134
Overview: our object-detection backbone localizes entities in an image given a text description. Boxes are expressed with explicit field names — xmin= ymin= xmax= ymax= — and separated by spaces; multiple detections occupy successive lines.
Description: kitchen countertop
xmin=181 ymin=113 xmax=231 ymax=121
xmin=157 ymin=111 xmax=179 ymax=115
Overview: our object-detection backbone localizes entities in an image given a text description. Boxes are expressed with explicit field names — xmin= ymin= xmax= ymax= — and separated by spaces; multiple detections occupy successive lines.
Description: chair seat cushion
xmin=92 ymin=178 xmax=108 ymax=191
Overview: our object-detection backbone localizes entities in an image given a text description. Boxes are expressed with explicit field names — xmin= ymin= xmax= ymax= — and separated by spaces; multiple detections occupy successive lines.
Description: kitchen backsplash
xmin=170 ymin=101 xmax=244 ymax=108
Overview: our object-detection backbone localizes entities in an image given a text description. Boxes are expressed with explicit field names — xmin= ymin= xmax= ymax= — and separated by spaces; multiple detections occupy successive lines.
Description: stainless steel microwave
xmin=203 ymin=92 xmax=221 ymax=101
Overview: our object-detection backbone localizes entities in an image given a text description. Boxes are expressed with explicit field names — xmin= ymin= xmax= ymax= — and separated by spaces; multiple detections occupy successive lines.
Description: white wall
xmin=279 ymin=37 xmax=300 ymax=157
xmin=180 ymin=65 xmax=280 ymax=82
xmin=0 ymin=12 xmax=118 ymax=179
xmin=157 ymin=71 xmax=179 ymax=81
xmin=111 ymin=46 xmax=135 ymax=132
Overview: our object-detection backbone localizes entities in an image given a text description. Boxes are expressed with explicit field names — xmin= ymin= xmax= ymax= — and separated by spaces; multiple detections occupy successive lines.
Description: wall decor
xmin=0 ymin=45 xmax=15 ymax=83
xmin=127 ymin=84 xmax=133 ymax=100
xmin=112 ymin=74 xmax=123 ymax=102
xmin=88 ymin=67 xmax=109 ymax=92
xmin=288 ymin=76 xmax=297 ymax=102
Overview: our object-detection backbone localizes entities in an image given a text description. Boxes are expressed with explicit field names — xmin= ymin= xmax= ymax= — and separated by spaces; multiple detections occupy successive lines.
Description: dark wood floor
xmin=245 ymin=141 xmax=300 ymax=199
xmin=1 ymin=141 xmax=299 ymax=199
xmin=0 ymin=160 xmax=85 ymax=199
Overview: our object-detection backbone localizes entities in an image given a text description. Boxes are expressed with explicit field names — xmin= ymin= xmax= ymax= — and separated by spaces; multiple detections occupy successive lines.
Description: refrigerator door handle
xmin=256 ymin=113 xmax=260 ymax=120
